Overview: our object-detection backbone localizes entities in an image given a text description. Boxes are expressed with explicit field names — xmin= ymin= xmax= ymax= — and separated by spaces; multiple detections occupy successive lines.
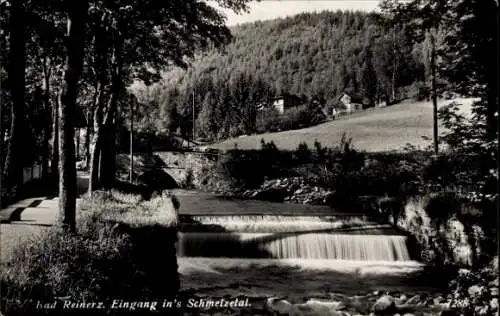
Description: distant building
xmin=338 ymin=93 xmax=364 ymax=113
xmin=270 ymin=93 xmax=305 ymax=114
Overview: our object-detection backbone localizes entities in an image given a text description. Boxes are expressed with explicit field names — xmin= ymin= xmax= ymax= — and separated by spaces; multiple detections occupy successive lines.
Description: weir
xmin=177 ymin=215 xmax=414 ymax=262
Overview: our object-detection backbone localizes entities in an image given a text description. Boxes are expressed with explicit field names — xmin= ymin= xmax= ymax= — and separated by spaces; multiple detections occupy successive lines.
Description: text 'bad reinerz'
xmin=36 ymin=298 xmax=251 ymax=311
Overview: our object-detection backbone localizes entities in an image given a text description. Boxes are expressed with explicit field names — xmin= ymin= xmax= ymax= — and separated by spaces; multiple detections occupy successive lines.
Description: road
xmin=0 ymin=171 xmax=89 ymax=264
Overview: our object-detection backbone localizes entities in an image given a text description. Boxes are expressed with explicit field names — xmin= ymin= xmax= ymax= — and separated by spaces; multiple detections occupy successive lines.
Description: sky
xmin=208 ymin=1 xmax=382 ymax=26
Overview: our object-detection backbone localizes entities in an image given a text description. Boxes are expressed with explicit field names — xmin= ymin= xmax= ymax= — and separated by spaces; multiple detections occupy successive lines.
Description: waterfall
xmin=178 ymin=215 xmax=413 ymax=262
xmin=178 ymin=232 xmax=411 ymax=261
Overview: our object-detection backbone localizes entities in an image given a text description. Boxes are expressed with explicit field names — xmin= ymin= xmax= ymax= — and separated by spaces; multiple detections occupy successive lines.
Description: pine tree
xmin=360 ymin=45 xmax=377 ymax=107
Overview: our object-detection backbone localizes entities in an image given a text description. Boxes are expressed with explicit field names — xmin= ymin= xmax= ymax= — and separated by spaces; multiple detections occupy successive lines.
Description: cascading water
xmin=177 ymin=215 xmax=414 ymax=262
xmin=174 ymin=191 xmax=428 ymax=302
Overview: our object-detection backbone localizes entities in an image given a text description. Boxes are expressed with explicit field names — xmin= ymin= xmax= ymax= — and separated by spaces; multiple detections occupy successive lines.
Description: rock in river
xmin=372 ymin=295 xmax=397 ymax=315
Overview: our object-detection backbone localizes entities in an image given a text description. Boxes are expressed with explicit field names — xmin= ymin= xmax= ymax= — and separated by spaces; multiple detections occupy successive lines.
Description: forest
xmin=133 ymin=8 xmax=435 ymax=141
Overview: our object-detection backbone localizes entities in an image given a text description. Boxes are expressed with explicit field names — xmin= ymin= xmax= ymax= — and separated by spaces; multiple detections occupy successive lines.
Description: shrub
xmin=256 ymin=107 xmax=281 ymax=133
xmin=1 ymin=193 xmax=180 ymax=315
xmin=438 ymin=100 xmax=498 ymax=200
xmin=327 ymin=156 xmax=423 ymax=207
xmin=447 ymin=256 xmax=499 ymax=315
xmin=293 ymin=142 xmax=312 ymax=164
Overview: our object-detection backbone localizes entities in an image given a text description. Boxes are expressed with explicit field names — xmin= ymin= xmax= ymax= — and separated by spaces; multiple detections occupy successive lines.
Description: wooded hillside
xmin=135 ymin=10 xmax=429 ymax=141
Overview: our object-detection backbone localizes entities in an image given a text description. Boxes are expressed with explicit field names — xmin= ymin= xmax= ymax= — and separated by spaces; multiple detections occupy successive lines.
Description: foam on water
xmin=178 ymin=219 xmax=389 ymax=233
xmin=177 ymin=257 xmax=424 ymax=275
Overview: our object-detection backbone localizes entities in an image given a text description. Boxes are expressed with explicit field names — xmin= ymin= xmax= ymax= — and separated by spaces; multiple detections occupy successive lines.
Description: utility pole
xmin=192 ymin=91 xmax=195 ymax=143
xmin=391 ymin=0 xmax=398 ymax=103
xmin=75 ymin=128 xmax=80 ymax=161
xmin=430 ymin=30 xmax=438 ymax=155
xmin=129 ymin=95 xmax=134 ymax=182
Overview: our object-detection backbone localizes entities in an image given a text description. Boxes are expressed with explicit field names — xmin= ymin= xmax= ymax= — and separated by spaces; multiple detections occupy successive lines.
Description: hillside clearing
xmin=206 ymin=98 xmax=477 ymax=152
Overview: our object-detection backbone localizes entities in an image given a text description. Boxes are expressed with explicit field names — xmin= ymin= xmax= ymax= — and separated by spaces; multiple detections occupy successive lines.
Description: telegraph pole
xmin=129 ymin=95 xmax=134 ymax=182
xmin=430 ymin=30 xmax=438 ymax=154
xmin=192 ymin=91 xmax=195 ymax=143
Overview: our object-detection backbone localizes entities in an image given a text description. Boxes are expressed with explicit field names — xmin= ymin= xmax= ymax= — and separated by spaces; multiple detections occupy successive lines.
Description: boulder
xmin=301 ymin=298 xmax=346 ymax=311
xmin=395 ymin=295 xmax=407 ymax=305
xmin=433 ymin=296 xmax=444 ymax=305
xmin=404 ymin=295 xmax=421 ymax=305
xmin=490 ymin=298 xmax=498 ymax=310
xmin=372 ymin=295 xmax=397 ymax=315
xmin=467 ymin=285 xmax=484 ymax=298
xmin=490 ymin=287 xmax=498 ymax=296
xmin=297 ymin=299 xmax=347 ymax=316
xmin=266 ymin=298 xmax=300 ymax=316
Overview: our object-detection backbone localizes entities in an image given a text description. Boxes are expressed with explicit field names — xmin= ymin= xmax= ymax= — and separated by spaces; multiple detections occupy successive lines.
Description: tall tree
xmin=380 ymin=0 xmax=401 ymax=102
xmin=30 ymin=9 xmax=65 ymax=181
xmin=57 ymin=0 xmax=89 ymax=232
xmin=360 ymin=45 xmax=377 ymax=107
xmin=3 ymin=1 xmax=27 ymax=191
xmin=389 ymin=0 xmax=449 ymax=153
xmin=440 ymin=0 xmax=498 ymax=139
xmin=83 ymin=0 xmax=249 ymax=194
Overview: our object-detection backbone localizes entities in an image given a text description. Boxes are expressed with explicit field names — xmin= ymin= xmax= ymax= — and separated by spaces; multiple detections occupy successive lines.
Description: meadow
xmin=208 ymin=98 xmax=476 ymax=152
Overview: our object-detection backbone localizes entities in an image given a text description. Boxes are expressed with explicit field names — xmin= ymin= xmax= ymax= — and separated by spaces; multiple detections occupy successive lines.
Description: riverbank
xmin=178 ymin=257 xmax=498 ymax=316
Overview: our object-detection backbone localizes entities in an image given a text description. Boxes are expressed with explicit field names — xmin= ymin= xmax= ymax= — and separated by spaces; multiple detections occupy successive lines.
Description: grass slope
xmin=208 ymin=98 xmax=476 ymax=152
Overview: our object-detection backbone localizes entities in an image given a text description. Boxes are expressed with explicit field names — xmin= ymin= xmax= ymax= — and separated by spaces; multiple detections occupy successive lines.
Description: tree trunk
xmin=98 ymin=39 xmax=123 ymax=190
xmin=88 ymin=128 xmax=101 ymax=194
xmin=75 ymin=128 xmax=80 ymax=160
xmin=129 ymin=97 xmax=134 ymax=182
xmin=85 ymin=108 xmax=92 ymax=168
xmin=41 ymin=57 xmax=52 ymax=180
xmin=99 ymin=89 xmax=119 ymax=189
xmin=3 ymin=2 xmax=26 ymax=190
xmin=88 ymin=98 xmax=104 ymax=195
xmin=391 ymin=26 xmax=397 ymax=102
xmin=0 ymin=123 xmax=5 ymax=176
xmin=99 ymin=122 xmax=117 ymax=189
xmin=486 ymin=77 xmax=498 ymax=140
xmin=41 ymin=118 xmax=51 ymax=180
xmin=51 ymin=97 xmax=59 ymax=183
xmin=58 ymin=1 xmax=88 ymax=233
xmin=88 ymin=16 xmax=111 ymax=194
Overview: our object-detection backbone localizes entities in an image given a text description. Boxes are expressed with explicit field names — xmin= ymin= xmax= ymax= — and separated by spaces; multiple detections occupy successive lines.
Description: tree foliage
xmin=0 ymin=0 xmax=250 ymax=223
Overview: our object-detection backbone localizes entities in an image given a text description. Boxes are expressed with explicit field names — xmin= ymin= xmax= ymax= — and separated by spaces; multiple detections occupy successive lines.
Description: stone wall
xmin=380 ymin=194 xmax=487 ymax=267
xmin=155 ymin=151 xmax=227 ymax=191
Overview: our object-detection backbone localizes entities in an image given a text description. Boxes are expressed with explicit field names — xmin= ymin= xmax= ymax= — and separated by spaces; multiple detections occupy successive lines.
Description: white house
xmin=339 ymin=93 xmax=364 ymax=113
xmin=258 ymin=94 xmax=305 ymax=114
